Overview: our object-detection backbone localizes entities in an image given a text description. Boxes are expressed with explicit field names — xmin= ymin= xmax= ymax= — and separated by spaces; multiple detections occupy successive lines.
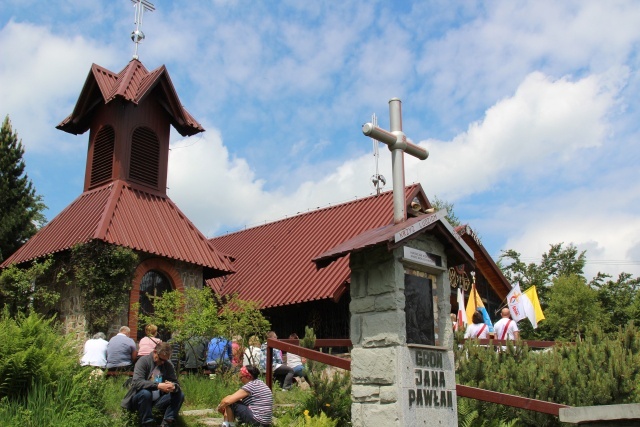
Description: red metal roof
xmin=313 ymin=210 xmax=475 ymax=269
xmin=208 ymin=185 xmax=428 ymax=309
xmin=57 ymin=59 xmax=204 ymax=137
xmin=1 ymin=180 xmax=233 ymax=277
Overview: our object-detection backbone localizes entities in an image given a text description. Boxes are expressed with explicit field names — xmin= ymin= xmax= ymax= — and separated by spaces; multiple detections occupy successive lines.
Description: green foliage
xmin=136 ymin=287 xmax=270 ymax=369
xmin=276 ymin=410 xmax=338 ymax=427
xmin=458 ymin=398 xmax=519 ymax=427
xmin=61 ymin=241 xmax=138 ymax=333
xmin=297 ymin=369 xmax=350 ymax=425
xmin=0 ymin=370 xmax=114 ymax=427
xmin=539 ymin=274 xmax=607 ymax=341
xmin=178 ymin=373 xmax=238 ymax=410
xmin=430 ymin=195 xmax=460 ymax=226
xmin=288 ymin=327 xmax=350 ymax=425
xmin=591 ymin=272 xmax=640 ymax=331
xmin=0 ymin=308 xmax=80 ymax=400
xmin=217 ymin=294 xmax=272 ymax=340
xmin=498 ymin=243 xmax=607 ymax=340
xmin=300 ymin=325 xmax=321 ymax=376
xmin=0 ymin=115 xmax=47 ymax=262
xmin=500 ymin=243 xmax=586 ymax=300
xmin=0 ymin=256 xmax=59 ymax=317
xmin=456 ymin=323 xmax=640 ymax=426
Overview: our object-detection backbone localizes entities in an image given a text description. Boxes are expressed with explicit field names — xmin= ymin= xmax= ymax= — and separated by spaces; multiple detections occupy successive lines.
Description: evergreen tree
xmin=0 ymin=115 xmax=46 ymax=262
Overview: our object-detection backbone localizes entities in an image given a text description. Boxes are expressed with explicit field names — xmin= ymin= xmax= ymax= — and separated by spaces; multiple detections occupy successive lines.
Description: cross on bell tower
xmin=131 ymin=0 xmax=155 ymax=60
xmin=362 ymin=98 xmax=429 ymax=224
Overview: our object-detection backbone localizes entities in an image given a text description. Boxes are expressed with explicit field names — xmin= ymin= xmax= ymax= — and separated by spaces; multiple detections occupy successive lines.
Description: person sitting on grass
xmin=259 ymin=331 xmax=294 ymax=390
xmin=286 ymin=333 xmax=312 ymax=387
xmin=121 ymin=342 xmax=184 ymax=427
xmin=217 ymin=365 xmax=273 ymax=427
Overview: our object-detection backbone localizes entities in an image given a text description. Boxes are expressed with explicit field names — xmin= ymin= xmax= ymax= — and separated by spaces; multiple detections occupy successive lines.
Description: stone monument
xmin=317 ymin=99 xmax=474 ymax=426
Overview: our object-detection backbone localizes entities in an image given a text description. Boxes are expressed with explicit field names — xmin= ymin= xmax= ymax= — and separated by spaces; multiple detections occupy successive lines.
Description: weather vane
xmin=130 ymin=0 xmax=155 ymax=60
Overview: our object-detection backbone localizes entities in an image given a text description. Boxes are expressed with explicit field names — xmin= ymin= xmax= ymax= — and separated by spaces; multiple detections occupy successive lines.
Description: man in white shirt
xmin=494 ymin=308 xmax=520 ymax=341
xmin=80 ymin=332 xmax=109 ymax=368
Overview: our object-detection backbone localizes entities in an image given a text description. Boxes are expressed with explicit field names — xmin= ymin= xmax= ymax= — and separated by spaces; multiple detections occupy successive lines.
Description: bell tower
xmin=57 ymin=60 xmax=204 ymax=195
xmin=57 ymin=0 xmax=202 ymax=195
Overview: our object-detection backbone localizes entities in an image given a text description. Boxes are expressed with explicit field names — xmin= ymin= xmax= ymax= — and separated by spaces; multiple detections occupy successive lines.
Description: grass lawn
xmin=104 ymin=373 xmax=308 ymax=426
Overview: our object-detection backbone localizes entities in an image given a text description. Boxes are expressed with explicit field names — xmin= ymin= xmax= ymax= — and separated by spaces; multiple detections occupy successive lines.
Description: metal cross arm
xmin=362 ymin=98 xmax=429 ymax=224
xmin=362 ymin=123 xmax=428 ymax=160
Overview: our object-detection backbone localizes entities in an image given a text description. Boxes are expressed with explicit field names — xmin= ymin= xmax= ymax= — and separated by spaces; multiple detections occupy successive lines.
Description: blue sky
xmin=1 ymin=0 xmax=640 ymax=280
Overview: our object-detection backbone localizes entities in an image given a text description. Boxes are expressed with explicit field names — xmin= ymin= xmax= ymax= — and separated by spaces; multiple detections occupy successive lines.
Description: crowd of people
xmin=79 ymin=326 xmax=312 ymax=426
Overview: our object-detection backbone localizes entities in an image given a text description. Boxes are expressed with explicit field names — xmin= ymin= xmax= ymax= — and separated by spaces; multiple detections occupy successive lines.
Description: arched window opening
xmin=137 ymin=269 xmax=172 ymax=341
xmin=130 ymin=126 xmax=160 ymax=188
xmin=90 ymin=125 xmax=115 ymax=188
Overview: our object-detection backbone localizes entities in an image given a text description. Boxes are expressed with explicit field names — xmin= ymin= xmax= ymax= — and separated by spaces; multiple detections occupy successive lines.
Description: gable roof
xmin=312 ymin=209 xmax=475 ymax=269
xmin=208 ymin=184 xmax=430 ymax=309
xmin=456 ymin=225 xmax=512 ymax=300
xmin=1 ymin=180 xmax=233 ymax=278
xmin=57 ymin=59 xmax=204 ymax=137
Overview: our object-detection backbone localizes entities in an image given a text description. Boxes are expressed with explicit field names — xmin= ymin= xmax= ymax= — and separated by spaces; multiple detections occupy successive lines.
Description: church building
xmin=0 ymin=58 xmax=233 ymax=340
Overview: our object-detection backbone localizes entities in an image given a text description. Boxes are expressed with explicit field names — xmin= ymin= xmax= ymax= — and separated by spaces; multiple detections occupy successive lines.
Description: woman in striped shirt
xmin=217 ymin=365 xmax=273 ymax=426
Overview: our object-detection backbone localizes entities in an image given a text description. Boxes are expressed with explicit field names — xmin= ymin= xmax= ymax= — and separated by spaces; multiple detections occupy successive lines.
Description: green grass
xmin=0 ymin=372 xmax=330 ymax=426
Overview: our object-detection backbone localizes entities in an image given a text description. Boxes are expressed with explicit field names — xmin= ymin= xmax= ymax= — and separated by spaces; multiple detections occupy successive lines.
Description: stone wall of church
xmin=56 ymin=256 xmax=204 ymax=344
xmin=56 ymin=284 xmax=88 ymax=347
xmin=174 ymin=260 xmax=203 ymax=289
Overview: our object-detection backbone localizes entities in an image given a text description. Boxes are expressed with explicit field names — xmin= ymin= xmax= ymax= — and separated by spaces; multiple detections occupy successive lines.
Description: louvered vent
xmin=90 ymin=125 xmax=115 ymax=187
xmin=130 ymin=127 xmax=160 ymax=189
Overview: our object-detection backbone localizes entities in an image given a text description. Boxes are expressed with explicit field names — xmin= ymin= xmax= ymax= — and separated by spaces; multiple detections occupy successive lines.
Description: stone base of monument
xmin=559 ymin=403 xmax=640 ymax=425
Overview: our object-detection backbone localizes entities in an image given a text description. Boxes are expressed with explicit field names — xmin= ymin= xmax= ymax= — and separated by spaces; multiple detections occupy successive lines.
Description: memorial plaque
xmin=404 ymin=274 xmax=435 ymax=345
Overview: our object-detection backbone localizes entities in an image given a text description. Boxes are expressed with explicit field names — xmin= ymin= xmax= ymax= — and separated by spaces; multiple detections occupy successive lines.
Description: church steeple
xmin=57 ymin=60 xmax=204 ymax=194
xmin=56 ymin=0 xmax=202 ymax=195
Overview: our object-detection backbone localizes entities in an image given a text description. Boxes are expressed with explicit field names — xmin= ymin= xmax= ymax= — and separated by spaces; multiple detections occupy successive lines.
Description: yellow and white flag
xmin=522 ymin=286 xmax=545 ymax=329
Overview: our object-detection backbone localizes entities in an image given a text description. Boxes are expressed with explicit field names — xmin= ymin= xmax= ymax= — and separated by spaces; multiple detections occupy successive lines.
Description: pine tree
xmin=0 ymin=115 xmax=46 ymax=262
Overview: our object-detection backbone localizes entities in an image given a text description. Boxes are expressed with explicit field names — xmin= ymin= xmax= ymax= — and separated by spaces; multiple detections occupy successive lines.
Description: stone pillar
xmin=350 ymin=235 xmax=457 ymax=426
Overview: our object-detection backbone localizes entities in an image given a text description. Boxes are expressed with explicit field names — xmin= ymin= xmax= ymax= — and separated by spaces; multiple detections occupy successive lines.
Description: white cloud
xmin=500 ymin=185 xmax=640 ymax=279
xmin=412 ymin=71 xmax=619 ymax=199
xmin=0 ymin=21 xmax=117 ymax=152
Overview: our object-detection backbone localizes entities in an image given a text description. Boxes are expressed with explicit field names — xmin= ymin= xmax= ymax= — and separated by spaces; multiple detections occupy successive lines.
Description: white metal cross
xmin=362 ymin=98 xmax=429 ymax=224
xmin=131 ymin=0 xmax=156 ymax=59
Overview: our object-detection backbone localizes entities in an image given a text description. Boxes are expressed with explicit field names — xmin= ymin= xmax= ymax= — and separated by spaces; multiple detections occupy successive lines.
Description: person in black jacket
xmin=121 ymin=342 xmax=184 ymax=427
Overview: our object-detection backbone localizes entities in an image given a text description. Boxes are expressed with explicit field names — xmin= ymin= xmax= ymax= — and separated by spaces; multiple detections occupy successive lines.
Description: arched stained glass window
xmin=138 ymin=270 xmax=172 ymax=340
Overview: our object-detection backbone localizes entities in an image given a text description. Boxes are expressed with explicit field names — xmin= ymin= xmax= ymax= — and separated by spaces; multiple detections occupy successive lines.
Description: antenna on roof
xmin=130 ymin=0 xmax=155 ymax=60
xmin=369 ymin=113 xmax=386 ymax=196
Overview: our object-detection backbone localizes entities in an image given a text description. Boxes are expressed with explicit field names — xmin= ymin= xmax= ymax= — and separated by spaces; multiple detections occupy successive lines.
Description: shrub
xmin=0 ymin=372 xmax=113 ymax=427
xmin=455 ymin=323 xmax=640 ymax=426
xmin=297 ymin=370 xmax=351 ymax=426
xmin=0 ymin=308 xmax=78 ymax=400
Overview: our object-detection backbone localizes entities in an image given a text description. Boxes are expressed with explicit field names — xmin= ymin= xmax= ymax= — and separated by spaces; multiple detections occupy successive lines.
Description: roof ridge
xmin=212 ymin=183 xmax=421 ymax=239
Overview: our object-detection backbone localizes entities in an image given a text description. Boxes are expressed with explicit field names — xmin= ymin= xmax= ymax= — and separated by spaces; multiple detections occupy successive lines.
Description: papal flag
xmin=522 ymin=286 xmax=545 ymax=329
xmin=465 ymin=285 xmax=494 ymax=333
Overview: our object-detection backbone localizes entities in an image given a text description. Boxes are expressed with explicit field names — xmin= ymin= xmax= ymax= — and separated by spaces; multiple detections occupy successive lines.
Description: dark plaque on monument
xmin=404 ymin=274 xmax=435 ymax=345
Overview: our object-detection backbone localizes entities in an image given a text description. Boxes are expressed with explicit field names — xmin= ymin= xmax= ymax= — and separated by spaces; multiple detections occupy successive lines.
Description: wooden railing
xmin=456 ymin=384 xmax=569 ymax=416
xmin=265 ymin=338 xmax=351 ymax=389
xmin=265 ymin=337 xmax=572 ymax=417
